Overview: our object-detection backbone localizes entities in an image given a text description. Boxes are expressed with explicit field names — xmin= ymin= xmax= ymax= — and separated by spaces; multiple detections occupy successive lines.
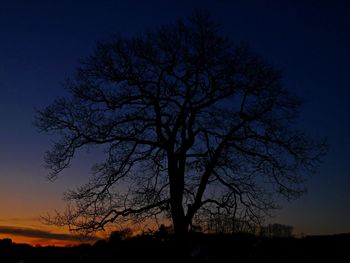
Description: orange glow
xmin=0 ymin=223 xmax=96 ymax=247
xmin=0 ymin=233 xmax=82 ymax=247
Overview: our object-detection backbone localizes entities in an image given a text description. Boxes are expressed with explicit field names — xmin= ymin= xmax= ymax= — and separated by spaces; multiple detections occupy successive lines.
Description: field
xmin=0 ymin=233 xmax=349 ymax=262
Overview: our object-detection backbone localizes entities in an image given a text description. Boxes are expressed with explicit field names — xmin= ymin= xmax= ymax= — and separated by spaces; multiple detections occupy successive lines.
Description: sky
xmin=0 ymin=0 xmax=350 ymax=245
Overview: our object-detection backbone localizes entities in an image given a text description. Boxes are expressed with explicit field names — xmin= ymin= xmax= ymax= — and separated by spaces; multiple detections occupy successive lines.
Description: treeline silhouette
xmin=0 ymin=229 xmax=349 ymax=262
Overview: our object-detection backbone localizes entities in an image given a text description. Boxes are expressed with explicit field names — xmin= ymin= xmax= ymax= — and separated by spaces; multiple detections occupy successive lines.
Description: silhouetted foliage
xmin=109 ymin=228 xmax=132 ymax=243
xmin=35 ymin=12 xmax=326 ymax=238
xmin=0 ymin=238 xmax=12 ymax=247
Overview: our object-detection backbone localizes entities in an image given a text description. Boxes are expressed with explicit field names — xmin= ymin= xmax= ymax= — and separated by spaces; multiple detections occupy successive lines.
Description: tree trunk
xmin=168 ymin=162 xmax=189 ymax=258
xmin=171 ymin=203 xmax=187 ymax=235
xmin=169 ymin=172 xmax=187 ymax=237
xmin=167 ymin=151 xmax=188 ymax=237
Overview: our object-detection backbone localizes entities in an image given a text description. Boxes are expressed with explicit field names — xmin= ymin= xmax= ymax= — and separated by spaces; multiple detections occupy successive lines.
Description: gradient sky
xmin=0 ymin=0 xmax=350 ymax=245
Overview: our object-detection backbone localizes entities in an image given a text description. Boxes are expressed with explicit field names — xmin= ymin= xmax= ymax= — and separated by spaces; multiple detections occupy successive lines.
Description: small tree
xmin=35 ymin=13 xmax=326 ymax=238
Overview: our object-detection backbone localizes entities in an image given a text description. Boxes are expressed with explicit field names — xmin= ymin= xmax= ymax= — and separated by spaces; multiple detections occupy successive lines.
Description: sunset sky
xmin=0 ymin=0 xmax=350 ymax=246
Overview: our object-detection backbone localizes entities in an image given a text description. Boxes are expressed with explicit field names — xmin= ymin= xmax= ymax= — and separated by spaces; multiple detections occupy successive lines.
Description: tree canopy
xmin=35 ymin=13 xmax=326 ymax=236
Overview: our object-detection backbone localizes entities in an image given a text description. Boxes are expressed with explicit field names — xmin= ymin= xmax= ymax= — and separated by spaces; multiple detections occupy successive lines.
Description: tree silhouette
xmin=260 ymin=223 xmax=294 ymax=238
xmin=35 ymin=13 xmax=326 ymax=238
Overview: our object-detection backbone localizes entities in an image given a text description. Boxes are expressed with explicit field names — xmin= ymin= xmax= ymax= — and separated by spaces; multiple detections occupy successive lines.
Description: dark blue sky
xmin=0 ymin=0 xmax=349 ymax=236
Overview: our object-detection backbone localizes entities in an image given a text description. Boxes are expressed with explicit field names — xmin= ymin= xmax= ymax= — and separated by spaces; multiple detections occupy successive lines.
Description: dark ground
xmin=0 ymin=233 xmax=349 ymax=262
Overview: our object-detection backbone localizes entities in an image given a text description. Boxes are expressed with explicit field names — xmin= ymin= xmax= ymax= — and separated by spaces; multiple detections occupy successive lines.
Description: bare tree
xmin=35 ymin=13 xmax=326 ymax=238
xmin=260 ymin=223 xmax=294 ymax=238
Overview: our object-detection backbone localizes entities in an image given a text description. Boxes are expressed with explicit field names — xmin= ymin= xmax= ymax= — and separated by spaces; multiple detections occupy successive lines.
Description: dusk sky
xmin=0 ymin=0 xmax=349 ymax=245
